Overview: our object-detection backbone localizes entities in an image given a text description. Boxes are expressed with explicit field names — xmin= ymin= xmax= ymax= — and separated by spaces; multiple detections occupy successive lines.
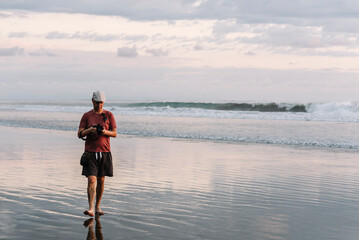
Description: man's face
xmin=92 ymin=99 xmax=104 ymax=112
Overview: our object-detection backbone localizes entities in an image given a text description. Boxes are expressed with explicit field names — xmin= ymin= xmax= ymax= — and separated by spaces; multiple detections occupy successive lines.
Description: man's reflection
xmin=83 ymin=215 xmax=103 ymax=240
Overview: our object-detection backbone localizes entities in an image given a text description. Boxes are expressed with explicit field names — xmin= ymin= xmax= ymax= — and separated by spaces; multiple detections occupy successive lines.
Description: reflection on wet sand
xmin=2 ymin=126 xmax=359 ymax=239
xmin=84 ymin=215 xmax=103 ymax=240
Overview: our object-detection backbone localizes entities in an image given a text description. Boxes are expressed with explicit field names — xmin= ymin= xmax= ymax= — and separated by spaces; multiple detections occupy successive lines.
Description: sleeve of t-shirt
xmin=79 ymin=113 xmax=87 ymax=129
xmin=109 ymin=112 xmax=117 ymax=130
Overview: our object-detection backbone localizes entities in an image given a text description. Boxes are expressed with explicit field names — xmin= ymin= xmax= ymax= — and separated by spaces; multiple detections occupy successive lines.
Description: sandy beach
xmin=1 ymin=1 xmax=359 ymax=238
xmin=1 ymin=125 xmax=359 ymax=239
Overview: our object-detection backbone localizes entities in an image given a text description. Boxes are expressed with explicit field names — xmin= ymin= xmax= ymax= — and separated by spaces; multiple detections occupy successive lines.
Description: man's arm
xmin=103 ymin=128 xmax=117 ymax=138
xmin=78 ymin=127 xmax=96 ymax=138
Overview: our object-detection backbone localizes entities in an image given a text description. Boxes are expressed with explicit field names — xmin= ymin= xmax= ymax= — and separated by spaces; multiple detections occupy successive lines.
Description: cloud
xmin=292 ymin=49 xmax=359 ymax=57
xmin=121 ymin=34 xmax=149 ymax=41
xmin=253 ymin=25 xmax=357 ymax=49
xmin=117 ymin=46 xmax=138 ymax=57
xmin=45 ymin=31 xmax=69 ymax=39
xmin=245 ymin=51 xmax=255 ymax=56
xmin=212 ymin=20 xmax=245 ymax=38
xmin=0 ymin=1 xmax=194 ymax=20
xmin=0 ymin=46 xmax=24 ymax=56
xmin=2 ymin=1 xmax=359 ymax=52
xmin=8 ymin=32 xmax=28 ymax=38
xmin=70 ymin=31 xmax=118 ymax=41
xmin=2 ymin=0 xmax=359 ymax=23
xmin=146 ymin=48 xmax=168 ymax=56
xmin=250 ymin=25 xmax=326 ymax=49
xmin=45 ymin=31 xmax=118 ymax=41
xmin=194 ymin=43 xmax=203 ymax=50
xmin=211 ymin=21 xmax=359 ymax=53
xmin=0 ymin=12 xmax=11 ymax=18
xmin=29 ymin=48 xmax=57 ymax=57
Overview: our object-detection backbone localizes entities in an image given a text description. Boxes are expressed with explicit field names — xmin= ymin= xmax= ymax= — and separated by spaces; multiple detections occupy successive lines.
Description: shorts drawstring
xmin=95 ymin=152 xmax=103 ymax=161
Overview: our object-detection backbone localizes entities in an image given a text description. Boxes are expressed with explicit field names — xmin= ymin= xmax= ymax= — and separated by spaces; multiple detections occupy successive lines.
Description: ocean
xmin=2 ymin=100 xmax=359 ymax=239
xmin=0 ymin=100 xmax=358 ymax=149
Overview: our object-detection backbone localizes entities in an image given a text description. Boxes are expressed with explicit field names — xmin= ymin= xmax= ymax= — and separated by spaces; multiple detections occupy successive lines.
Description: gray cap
xmin=92 ymin=90 xmax=106 ymax=102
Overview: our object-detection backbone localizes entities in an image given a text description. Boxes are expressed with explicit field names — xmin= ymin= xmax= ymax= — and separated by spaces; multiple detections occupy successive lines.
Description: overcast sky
xmin=0 ymin=0 xmax=359 ymax=102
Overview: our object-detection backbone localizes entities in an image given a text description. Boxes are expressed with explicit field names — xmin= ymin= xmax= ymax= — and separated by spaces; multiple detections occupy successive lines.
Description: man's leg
xmin=83 ymin=218 xmax=95 ymax=239
xmin=85 ymin=175 xmax=97 ymax=216
xmin=95 ymin=215 xmax=103 ymax=239
xmin=95 ymin=176 xmax=105 ymax=215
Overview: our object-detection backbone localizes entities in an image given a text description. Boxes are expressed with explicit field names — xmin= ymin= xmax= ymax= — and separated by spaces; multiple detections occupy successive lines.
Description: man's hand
xmin=89 ymin=126 xmax=97 ymax=133
xmin=78 ymin=126 xmax=97 ymax=138
xmin=102 ymin=128 xmax=117 ymax=138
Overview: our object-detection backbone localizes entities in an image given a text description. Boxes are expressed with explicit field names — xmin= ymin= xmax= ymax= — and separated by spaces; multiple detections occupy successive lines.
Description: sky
xmin=0 ymin=0 xmax=359 ymax=102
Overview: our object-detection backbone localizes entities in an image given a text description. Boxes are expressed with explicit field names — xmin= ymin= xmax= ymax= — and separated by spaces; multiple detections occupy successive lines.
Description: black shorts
xmin=82 ymin=152 xmax=113 ymax=177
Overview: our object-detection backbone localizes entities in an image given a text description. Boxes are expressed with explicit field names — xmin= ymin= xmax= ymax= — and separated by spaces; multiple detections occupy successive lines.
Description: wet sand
xmin=1 ymin=126 xmax=359 ymax=239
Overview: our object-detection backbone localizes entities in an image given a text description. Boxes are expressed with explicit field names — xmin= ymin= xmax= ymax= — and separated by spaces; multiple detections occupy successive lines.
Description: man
xmin=78 ymin=90 xmax=117 ymax=216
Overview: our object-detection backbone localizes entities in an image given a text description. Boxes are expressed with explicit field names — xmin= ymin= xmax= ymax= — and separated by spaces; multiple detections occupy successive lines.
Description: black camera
xmin=92 ymin=124 xmax=104 ymax=135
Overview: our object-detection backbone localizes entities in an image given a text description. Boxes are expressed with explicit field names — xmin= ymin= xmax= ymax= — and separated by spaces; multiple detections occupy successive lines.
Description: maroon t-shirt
xmin=79 ymin=109 xmax=117 ymax=152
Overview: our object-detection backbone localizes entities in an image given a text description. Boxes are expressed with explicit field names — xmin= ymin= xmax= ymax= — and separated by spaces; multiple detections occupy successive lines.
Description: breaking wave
xmin=124 ymin=102 xmax=307 ymax=112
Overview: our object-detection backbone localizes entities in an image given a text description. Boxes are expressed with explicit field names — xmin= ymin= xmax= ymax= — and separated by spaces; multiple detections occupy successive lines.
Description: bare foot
xmin=83 ymin=218 xmax=94 ymax=228
xmin=95 ymin=208 xmax=105 ymax=216
xmin=83 ymin=210 xmax=95 ymax=217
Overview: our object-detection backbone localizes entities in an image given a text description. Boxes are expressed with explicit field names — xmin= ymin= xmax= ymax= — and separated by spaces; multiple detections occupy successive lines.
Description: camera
xmin=92 ymin=124 xmax=104 ymax=135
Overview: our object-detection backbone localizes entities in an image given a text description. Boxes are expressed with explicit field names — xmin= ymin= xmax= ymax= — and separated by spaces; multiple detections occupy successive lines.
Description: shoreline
xmin=0 ymin=124 xmax=357 ymax=154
